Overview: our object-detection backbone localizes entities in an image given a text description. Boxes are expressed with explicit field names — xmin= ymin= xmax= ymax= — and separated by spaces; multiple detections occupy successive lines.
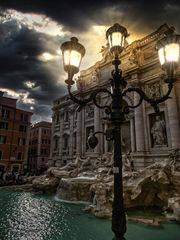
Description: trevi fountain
xmin=1 ymin=149 xmax=179 ymax=239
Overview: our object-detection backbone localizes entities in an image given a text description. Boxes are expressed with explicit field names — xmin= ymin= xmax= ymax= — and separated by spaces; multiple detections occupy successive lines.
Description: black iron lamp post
xmin=61 ymin=24 xmax=180 ymax=240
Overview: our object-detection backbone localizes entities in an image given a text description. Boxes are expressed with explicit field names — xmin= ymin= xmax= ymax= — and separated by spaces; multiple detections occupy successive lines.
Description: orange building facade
xmin=0 ymin=92 xmax=32 ymax=173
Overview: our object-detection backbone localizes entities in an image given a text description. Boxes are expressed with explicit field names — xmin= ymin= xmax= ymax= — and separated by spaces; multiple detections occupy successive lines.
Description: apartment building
xmin=28 ymin=121 xmax=52 ymax=174
xmin=0 ymin=92 xmax=32 ymax=173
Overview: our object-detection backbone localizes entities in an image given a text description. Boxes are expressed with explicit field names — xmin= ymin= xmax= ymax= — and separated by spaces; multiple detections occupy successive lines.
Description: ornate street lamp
xmin=61 ymin=23 xmax=180 ymax=240
xmin=61 ymin=37 xmax=85 ymax=86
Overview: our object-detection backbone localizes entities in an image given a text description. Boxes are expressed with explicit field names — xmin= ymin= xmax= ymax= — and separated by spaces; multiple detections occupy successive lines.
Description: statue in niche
xmin=87 ymin=128 xmax=94 ymax=151
xmin=151 ymin=115 xmax=167 ymax=147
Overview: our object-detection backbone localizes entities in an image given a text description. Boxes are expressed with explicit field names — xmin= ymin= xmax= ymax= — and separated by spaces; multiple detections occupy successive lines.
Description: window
xmin=19 ymin=125 xmax=27 ymax=132
xmin=1 ymin=109 xmax=10 ymax=119
xmin=0 ymin=136 xmax=6 ymax=144
xmin=21 ymin=114 xmax=28 ymax=122
xmin=55 ymin=139 xmax=59 ymax=150
xmin=24 ymin=114 xmax=28 ymax=122
xmin=0 ymin=151 xmax=2 ymax=160
xmin=0 ymin=122 xmax=8 ymax=129
xmin=41 ymin=148 xmax=47 ymax=154
xmin=73 ymin=132 xmax=77 ymax=149
xmin=56 ymin=114 xmax=59 ymax=123
xmin=63 ymin=134 xmax=69 ymax=150
xmin=17 ymin=152 xmax=22 ymax=160
xmin=18 ymin=138 xmax=26 ymax=146
xmin=64 ymin=111 xmax=69 ymax=122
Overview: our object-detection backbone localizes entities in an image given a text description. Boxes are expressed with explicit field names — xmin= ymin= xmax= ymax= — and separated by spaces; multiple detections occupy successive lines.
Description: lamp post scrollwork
xmin=61 ymin=23 xmax=180 ymax=240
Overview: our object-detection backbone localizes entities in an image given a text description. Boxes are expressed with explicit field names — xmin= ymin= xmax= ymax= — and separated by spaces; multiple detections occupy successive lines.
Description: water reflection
xmin=0 ymin=191 xmax=71 ymax=240
xmin=0 ymin=189 xmax=179 ymax=240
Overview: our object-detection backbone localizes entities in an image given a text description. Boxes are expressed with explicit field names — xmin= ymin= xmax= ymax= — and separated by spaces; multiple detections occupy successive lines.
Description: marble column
xmin=94 ymin=105 xmax=100 ymax=154
xmin=81 ymin=108 xmax=86 ymax=156
xmin=59 ymin=113 xmax=64 ymax=160
xmin=134 ymin=92 xmax=145 ymax=151
xmin=142 ymin=101 xmax=149 ymax=151
xmin=104 ymin=123 xmax=109 ymax=153
xmin=130 ymin=118 xmax=136 ymax=152
xmin=69 ymin=111 xmax=74 ymax=158
xmin=37 ymin=126 xmax=42 ymax=169
xmin=48 ymin=118 xmax=55 ymax=167
xmin=76 ymin=110 xmax=82 ymax=156
xmin=174 ymin=79 xmax=180 ymax=121
xmin=166 ymin=87 xmax=180 ymax=148
xmin=49 ymin=120 xmax=54 ymax=159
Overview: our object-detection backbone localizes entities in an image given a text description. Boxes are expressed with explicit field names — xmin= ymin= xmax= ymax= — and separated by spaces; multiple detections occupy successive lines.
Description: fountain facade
xmin=29 ymin=149 xmax=180 ymax=222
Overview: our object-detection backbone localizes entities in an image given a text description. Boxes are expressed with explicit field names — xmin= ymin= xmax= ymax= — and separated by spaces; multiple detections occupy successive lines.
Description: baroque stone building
xmin=49 ymin=24 xmax=180 ymax=169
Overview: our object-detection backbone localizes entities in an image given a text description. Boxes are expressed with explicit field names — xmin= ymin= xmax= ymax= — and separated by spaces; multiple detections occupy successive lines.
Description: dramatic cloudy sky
xmin=0 ymin=0 xmax=180 ymax=123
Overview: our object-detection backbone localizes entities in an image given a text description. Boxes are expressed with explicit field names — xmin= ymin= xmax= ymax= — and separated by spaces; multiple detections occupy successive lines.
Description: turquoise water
xmin=0 ymin=189 xmax=179 ymax=240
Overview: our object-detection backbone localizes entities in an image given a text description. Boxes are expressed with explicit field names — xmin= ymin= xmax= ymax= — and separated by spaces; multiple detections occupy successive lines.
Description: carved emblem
xmin=143 ymin=81 xmax=162 ymax=99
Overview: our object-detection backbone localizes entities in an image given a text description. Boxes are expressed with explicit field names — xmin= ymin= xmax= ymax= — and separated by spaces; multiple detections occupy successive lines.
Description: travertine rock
xmin=28 ymin=157 xmax=180 ymax=221
xmin=32 ymin=175 xmax=59 ymax=193
xmin=56 ymin=176 xmax=97 ymax=202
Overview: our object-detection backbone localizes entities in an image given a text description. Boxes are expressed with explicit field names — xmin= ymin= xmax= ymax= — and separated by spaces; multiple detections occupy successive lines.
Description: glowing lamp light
xmin=106 ymin=23 xmax=128 ymax=56
xmin=157 ymin=31 xmax=180 ymax=78
xmin=63 ymin=50 xmax=82 ymax=68
xmin=158 ymin=43 xmax=180 ymax=65
xmin=61 ymin=37 xmax=85 ymax=85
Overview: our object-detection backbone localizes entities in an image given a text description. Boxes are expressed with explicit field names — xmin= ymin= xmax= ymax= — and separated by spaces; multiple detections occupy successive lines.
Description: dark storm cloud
xmin=0 ymin=0 xmax=180 ymax=124
xmin=0 ymin=19 xmax=66 ymax=122
xmin=0 ymin=0 xmax=180 ymax=32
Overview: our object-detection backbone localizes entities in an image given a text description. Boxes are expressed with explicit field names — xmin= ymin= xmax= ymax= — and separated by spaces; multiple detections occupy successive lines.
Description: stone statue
xmin=151 ymin=115 xmax=167 ymax=147
xmin=100 ymin=153 xmax=113 ymax=167
xmin=147 ymin=83 xmax=161 ymax=99
xmin=100 ymin=44 xmax=111 ymax=63
xmin=123 ymin=152 xmax=135 ymax=172
xmin=87 ymin=129 xmax=94 ymax=151
xmin=59 ymin=156 xmax=83 ymax=171
xmin=80 ymin=157 xmax=93 ymax=172
xmin=169 ymin=148 xmax=180 ymax=161
xmin=122 ymin=153 xmax=132 ymax=172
